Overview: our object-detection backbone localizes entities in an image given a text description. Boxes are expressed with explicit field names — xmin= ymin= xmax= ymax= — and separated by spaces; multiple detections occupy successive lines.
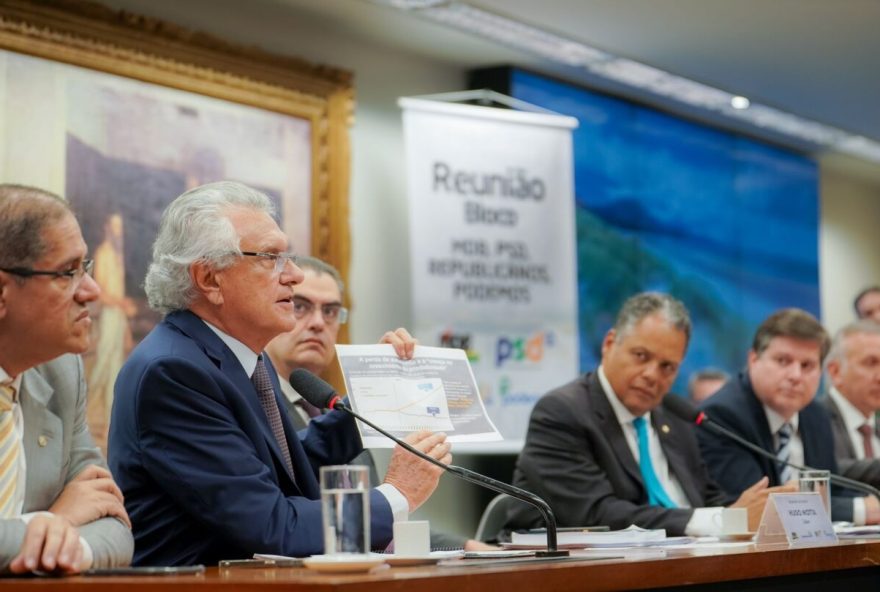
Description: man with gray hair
xmin=822 ymin=321 xmax=880 ymax=488
xmin=0 ymin=184 xmax=132 ymax=574
xmin=109 ymin=181 xmax=451 ymax=566
xmin=699 ymin=308 xmax=879 ymax=523
xmin=505 ymin=293 xmax=777 ymax=536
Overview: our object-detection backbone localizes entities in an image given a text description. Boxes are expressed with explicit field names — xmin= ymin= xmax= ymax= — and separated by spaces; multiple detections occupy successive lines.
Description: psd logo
xmin=495 ymin=331 xmax=554 ymax=367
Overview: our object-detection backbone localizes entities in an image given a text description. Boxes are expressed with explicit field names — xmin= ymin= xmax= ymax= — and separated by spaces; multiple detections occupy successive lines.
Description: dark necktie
xmin=295 ymin=397 xmax=323 ymax=419
xmin=776 ymin=422 xmax=793 ymax=483
xmin=858 ymin=423 xmax=876 ymax=459
xmin=252 ymin=356 xmax=295 ymax=479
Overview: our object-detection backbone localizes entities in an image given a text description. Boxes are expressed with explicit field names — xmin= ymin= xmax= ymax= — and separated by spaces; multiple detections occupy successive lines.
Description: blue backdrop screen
xmin=509 ymin=69 xmax=820 ymax=389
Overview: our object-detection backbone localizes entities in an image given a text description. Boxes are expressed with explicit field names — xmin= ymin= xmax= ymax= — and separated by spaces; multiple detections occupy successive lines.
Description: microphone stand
xmin=332 ymin=401 xmax=569 ymax=558
xmin=696 ymin=414 xmax=880 ymax=501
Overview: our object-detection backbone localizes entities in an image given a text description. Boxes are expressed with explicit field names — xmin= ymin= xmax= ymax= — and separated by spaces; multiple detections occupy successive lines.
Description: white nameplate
xmin=756 ymin=493 xmax=837 ymax=546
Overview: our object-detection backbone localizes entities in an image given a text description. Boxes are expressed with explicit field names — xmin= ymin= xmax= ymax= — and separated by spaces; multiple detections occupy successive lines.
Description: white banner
xmin=400 ymin=96 xmax=579 ymax=452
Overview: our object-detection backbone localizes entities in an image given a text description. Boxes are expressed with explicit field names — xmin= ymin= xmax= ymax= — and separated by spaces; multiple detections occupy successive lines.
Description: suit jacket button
xmin=38 ymin=435 xmax=49 ymax=447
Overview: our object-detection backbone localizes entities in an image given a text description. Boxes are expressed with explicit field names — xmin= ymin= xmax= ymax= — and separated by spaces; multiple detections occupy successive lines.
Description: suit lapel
xmin=653 ymin=407 xmax=701 ymax=506
xmin=19 ymin=368 xmax=63 ymax=511
xmin=265 ymin=358 xmax=319 ymax=498
xmin=826 ymin=396 xmax=857 ymax=458
xmin=587 ymin=375 xmax=643 ymax=487
xmin=741 ymin=375 xmax=780 ymax=481
xmin=165 ymin=311 xmax=300 ymax=491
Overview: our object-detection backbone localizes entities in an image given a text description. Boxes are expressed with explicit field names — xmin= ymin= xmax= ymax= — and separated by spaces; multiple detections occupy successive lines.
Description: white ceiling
xmin=279 ymin=0 xmax=879 ymax=167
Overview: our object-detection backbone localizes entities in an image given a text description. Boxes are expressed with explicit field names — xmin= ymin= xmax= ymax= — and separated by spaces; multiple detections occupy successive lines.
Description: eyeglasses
xmin=0 ymin=258 xmax=95 ymax=285
xmin=293 ymin=296 xmax=349 ymax=325
xmin=240 ymin=251 xmax=299 ymax=275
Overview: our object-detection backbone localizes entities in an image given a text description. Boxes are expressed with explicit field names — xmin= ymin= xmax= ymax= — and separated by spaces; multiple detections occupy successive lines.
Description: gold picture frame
xmin=0 ymin=0 xmax=354 ymax=445
xmin=0 ymin=0 xmax=352 ymax=273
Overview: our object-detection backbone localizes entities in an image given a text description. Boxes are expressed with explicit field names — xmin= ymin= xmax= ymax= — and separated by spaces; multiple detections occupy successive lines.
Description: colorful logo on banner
xmin=495 ymin=331 xmax=556 ymax=367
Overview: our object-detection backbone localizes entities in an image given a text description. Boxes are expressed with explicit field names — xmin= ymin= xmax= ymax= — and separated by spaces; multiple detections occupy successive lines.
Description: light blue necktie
xmin=632 ymin=416 xmax=677 ymax=508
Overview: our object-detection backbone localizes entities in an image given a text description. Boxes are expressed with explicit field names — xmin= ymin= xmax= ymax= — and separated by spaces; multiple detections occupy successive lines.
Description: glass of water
xmin=798 ymin=469 xmax=831 ymax=517
xmin=320 ymin=465 xmax=370 ymax=556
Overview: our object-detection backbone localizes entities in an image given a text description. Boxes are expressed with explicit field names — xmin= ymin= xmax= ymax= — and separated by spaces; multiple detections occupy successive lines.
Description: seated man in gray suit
xmin=0 ymin=184 xmax=133 ymax=574
xmin=265 ymin=255 xmax=491 ymax=550
xmin=823 ymin=320 xmax=880 ymax=488
xmin=506 ymin=293 xmax=783 ymax=536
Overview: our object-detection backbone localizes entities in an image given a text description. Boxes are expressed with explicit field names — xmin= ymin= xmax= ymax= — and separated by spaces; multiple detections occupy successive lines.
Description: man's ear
xmin=0 ymin=273 xmax=10 ymax=322
xmin=600 ymin=329 xmax=616 ymax=359
xmin=747 ymin=349 xmax=757 ymax=365
xmin=190 ymin=261 xmax=224 ymax=306
xmin=826 ymin=358 xmax=841 ymax=384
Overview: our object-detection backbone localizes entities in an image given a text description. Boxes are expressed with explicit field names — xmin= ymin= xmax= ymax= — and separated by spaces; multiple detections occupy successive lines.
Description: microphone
xmin=289 ymin=369 xmax=569 ymax=557
xmin=663 ymin=395 xmax=880 ymax=501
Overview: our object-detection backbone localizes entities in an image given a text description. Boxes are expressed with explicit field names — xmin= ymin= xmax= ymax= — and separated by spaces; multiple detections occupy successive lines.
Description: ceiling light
xmin=730 ymin=96 xmax=750 ymax=110
xmin=369 ymin=0 xmax=880 ymax=164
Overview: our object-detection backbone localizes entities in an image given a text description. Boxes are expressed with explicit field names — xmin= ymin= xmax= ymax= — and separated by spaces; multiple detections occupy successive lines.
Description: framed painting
xmin=0 ymin=0 xmax=354 ymax=447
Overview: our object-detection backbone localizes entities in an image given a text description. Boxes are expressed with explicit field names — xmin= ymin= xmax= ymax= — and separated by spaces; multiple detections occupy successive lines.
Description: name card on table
xmin=755 ymin=493 xmax=837 ymax=546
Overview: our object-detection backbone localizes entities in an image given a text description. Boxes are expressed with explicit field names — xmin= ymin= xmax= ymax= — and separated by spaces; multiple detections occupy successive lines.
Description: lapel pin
xmin=38 ymin=435 xmax=49 ymax=447
xmin=661 ymin=424 xmax=670 ymax=434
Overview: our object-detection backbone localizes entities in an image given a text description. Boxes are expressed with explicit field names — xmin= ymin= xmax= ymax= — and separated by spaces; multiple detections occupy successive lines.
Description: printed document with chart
xmin=334 ymin=344 xmax=503 ymax=447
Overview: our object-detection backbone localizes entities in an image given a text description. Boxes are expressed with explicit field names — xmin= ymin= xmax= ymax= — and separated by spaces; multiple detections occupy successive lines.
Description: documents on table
xmin=505 ymin=525 xmax=683 ymax=549
xmin=335 ymin=344 xmax=503 ymax=447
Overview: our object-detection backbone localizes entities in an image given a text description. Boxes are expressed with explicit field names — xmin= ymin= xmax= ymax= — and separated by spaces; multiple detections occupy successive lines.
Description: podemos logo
xmin=495 ymin=331 xmax=555 ymax=367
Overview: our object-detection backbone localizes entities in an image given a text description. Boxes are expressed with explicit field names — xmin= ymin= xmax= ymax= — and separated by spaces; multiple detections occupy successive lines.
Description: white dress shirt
xmin=598 ymin=367 xmax=723 ymax=536
xmin=202 ymin=321 xmax=409 ymax=522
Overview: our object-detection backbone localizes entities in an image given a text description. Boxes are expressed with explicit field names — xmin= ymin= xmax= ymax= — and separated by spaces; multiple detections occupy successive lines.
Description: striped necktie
xmin=252 ymin=356 xmax=295 ymax=480
xmin=632 ymin=416 xmax=677 ymax=508
xmin=776 ymin=422 xmax=793 ymax=483
xmin=0 ymin=383 xmax=22 ymax=518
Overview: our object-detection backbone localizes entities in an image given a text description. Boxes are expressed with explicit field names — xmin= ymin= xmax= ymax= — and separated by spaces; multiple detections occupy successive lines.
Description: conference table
xmin=3 ymin=539 xmax=880 ymax=591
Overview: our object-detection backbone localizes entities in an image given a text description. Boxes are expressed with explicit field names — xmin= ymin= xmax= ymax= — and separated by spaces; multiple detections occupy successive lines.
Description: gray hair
xmin=613 ymin=292 xmax=691 ymax=345
xmin=144 ymin=181 xmax=276 ymax=314
xmin=824 ymin=320 xmax=880 ymax=373
xmin=295 ymin=255 xmax=345 ymax=297
xmin=0 ymin=184 xmax=71 ymax=271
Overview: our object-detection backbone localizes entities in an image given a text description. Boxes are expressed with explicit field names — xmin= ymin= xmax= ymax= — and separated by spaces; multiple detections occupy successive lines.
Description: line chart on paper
xmin=348 ymin=376 xmax=454 ymax=432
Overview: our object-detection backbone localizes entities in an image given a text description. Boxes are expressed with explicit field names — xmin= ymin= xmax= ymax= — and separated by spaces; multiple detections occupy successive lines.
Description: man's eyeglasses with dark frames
xmin=240 ymin=251 xmax=299 ymax=275
xmin=0 ymin=258 xmax=95 ymax=285
xmin=293 ymin=296 xmax=349 ymax=325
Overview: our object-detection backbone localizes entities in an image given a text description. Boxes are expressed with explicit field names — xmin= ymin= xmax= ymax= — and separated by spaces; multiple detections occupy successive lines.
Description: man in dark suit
xmin=698 ymin=309 xmax=879 ymax=524
xmin=822 ymin=321 xmax=880 ymax=488
xmin=506 ymin=293 xmax=779 ymax=536
xmin=0 ymin=184 xmax=132 ymax=574
xmin=109 ymin=181 xmax=451 ymax=566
